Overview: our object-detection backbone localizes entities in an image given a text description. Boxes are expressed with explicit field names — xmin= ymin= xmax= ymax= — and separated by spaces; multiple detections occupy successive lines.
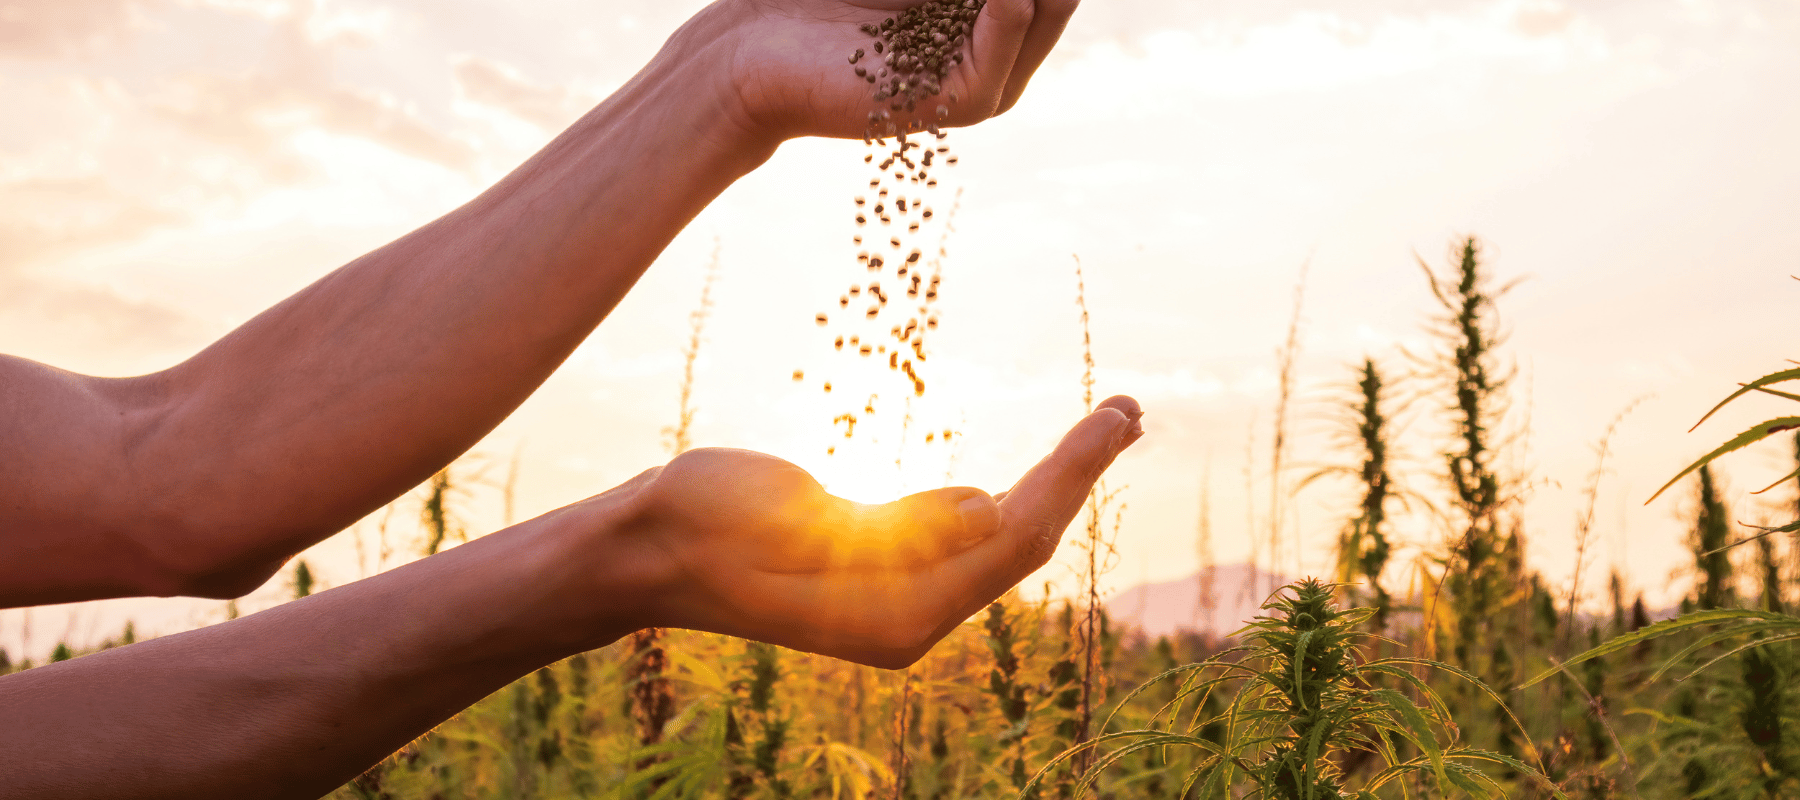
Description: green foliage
xmin=1033 ymin=579 xmax=1561 ymax=800
xmin=293 ymin=559 xmax=315 ymax=600
xmin=1691 ymin=466 xmax=1735 ymax=611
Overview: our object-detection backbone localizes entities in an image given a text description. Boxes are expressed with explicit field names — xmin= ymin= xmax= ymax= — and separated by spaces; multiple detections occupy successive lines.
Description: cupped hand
xmin=687 ymin=0 xmax=1080 ymax=141
xmin=620 ymin=395 xmax=1141 ymax=668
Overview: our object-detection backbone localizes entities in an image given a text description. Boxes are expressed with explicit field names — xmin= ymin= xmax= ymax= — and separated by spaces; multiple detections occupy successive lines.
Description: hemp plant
xmin=1030 ymin=579 xmax=1560 ymax=799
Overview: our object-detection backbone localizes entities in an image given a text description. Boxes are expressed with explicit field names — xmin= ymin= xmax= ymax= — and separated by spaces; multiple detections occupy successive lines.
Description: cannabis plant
xmin=1031 ymin=579 xmax=1559 ymax=799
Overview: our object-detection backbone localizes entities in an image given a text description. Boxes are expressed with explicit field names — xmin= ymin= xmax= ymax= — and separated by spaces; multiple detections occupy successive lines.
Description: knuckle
xmin=987 ymin=0 xmax=1035 ymax=26
xmin=1013 ymin=519 xmax=1062 ymax=572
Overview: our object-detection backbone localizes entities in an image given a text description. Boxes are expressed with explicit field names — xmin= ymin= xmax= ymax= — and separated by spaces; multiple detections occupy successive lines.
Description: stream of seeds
xmin=793 ymin=0 xmax=983 ymax=457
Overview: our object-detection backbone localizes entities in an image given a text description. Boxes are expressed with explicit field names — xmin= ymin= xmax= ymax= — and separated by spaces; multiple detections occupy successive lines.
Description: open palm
xmin=628 ymin=395 xmax=1140 ymax=668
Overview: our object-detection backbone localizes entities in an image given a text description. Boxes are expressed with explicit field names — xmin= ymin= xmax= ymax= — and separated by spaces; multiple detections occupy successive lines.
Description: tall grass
xmin=1 ymin=228 xmax=1771 ymax=799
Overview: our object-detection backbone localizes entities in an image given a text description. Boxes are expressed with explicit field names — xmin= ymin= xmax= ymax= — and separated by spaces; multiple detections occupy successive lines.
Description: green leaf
xmin=1680 ymin=631 xmax=1800 ymax=680
xmin=1752 ymin=383 xmax=1800 ymax=403
xmin=1292 ymin=629 xmax=1316 ymax=711
xmin=1689 ymin=367 xmax=1800 ymax=431
xmin=1647 ymin=416 xmax=1800 ymax=504
xmin=1519 ymin=608 xmax=1792 ymax=688
xmin=1367 ymin=688 xmax=1445 ymax=787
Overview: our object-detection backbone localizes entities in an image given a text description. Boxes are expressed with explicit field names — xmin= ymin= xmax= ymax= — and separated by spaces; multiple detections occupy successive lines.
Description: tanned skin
xmin=0 ymin=2 xmax=1139 ymax=798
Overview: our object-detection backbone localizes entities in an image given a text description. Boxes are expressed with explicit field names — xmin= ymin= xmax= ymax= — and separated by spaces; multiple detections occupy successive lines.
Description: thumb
xmin=849 ymin=486 xmax=1001 ymax=568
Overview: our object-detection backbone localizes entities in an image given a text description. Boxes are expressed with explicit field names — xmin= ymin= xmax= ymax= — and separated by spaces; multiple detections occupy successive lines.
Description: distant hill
xmin=1105 ymin=563 xmax=1301 ymax=640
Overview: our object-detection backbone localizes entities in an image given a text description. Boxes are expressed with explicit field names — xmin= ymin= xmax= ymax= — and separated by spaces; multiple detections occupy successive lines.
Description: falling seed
xmin=925 ymin=432 xmax=936 ymax=443
xmin=793 ymin=369 xmax=805 ymax=381
xmin=824 ymin=381 xmax=833 ymax=393
xmin=859 ymin=345 xmax=873 ymax=356
xmin=839 ymin=295 xmax=849 ymax=307
xmin=835 ymin=336 xmax=845 ymax=349
xmin=816 ymin=313 xmax=829 ymax=326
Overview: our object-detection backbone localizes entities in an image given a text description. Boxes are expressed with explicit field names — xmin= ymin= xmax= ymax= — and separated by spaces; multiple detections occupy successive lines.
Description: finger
xmin=994 ymin=0 xmax=1081 ymax=115
xmin=875 ymin=486 xmax=1002 ymax=564
xmin=816 ymin=486 xmax=999 ymax=569
xmin=940 ymin=404 xmax=1135 ymax=610
xmin=902 ymin=402 xmax=1138 ymax=652
xmin=992 ymin=395 xmax=1142 ymax=500
xmin=955 ymin=0 xmax=1035 ymax=122
xmin=1096 ymin=394 xmax=1145 ymax=448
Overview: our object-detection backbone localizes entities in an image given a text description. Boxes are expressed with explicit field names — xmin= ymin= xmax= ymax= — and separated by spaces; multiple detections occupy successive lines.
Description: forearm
xmin=0 ymin=497 xmax=647 ymax=800
xmin=0 ymin=7 xmax=777 ymax=605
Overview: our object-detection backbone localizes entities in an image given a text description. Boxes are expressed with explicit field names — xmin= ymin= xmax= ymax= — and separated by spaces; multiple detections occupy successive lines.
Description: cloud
xmin=0 ymin=0 xmax=166 ymax=59
xmin=453 ymin=56 xmax=579 ymax=131
xmin=0 ymin=175 xmax=183 ymax=272
xmin=149 ymin=71 xmax=478 ymax=180
xmin=0 ymin=175 xmax=198 ymax=362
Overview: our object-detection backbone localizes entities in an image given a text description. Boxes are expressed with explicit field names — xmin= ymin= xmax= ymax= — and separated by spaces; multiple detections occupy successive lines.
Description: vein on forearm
xmin=0 ymin=36 xmax=775 ymax=605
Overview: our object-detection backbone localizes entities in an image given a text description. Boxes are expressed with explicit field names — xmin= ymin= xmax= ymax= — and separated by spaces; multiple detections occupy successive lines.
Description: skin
xmin=0 ymin=0 xmax=1080 ymax=608
xmin=0 ymin=0 xmax=1123 ymax=797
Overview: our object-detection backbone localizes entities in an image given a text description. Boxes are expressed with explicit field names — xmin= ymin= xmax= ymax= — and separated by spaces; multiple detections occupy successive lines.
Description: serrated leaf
xmin=1648 ymin=417 xmax=1800 ymax=504
xmin=1690 ymin=367 xmax=1800 ymax=431
xmin=1519 ymin=608 xmax=1790 ymax=688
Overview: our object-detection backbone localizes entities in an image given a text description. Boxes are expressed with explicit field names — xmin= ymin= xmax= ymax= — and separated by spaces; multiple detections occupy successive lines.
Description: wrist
xmin=526 ymin=476 xmax=679 ymax=653
xmin=602 ymin=3 xmax=784 ymax=176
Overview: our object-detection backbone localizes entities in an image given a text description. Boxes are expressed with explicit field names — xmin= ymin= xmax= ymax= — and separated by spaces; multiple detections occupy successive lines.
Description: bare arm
xmin=0 ymin=399 xmax=1141 ymax=800
xmin=0 ymin=0 xmax=1080 ymax=607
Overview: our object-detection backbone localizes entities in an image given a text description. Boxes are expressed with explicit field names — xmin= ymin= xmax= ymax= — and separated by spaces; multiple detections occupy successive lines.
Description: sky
xmin=4 ymin=0 xmax=1800 ymax=659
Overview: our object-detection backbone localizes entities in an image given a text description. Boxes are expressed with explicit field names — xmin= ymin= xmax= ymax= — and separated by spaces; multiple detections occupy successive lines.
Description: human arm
xmin=0 ymin=398 xmax=1140 ymax=800
xmin=0 ymin=0 xmax=1080 ymax=607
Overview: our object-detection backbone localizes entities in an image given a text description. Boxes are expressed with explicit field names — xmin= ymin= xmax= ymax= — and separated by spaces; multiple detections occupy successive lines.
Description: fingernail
xmin=957 ymin=495 xmax=1000 ymax=547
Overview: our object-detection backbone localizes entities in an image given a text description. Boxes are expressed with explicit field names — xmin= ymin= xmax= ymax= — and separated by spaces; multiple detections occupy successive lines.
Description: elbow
xmin=128 ymin=518 xmax=294 ymax=601
xmin=172 ymin=552 xmax=290 ymax=600
xmin=105 ymin=374 xmax=300 ymax=601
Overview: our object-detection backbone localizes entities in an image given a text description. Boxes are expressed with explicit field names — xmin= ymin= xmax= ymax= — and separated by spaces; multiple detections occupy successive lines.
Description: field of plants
xmin=6 ymin=235 xmax=1797 ymax=800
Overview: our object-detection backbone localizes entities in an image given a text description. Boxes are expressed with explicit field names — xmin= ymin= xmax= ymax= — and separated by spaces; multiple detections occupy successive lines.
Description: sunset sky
xmin=5 ymin=0 xmax=1800 ymax=658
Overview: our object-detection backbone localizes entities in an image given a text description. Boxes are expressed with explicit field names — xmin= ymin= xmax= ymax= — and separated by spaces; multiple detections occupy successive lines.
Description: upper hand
xmin=673 ymin=0 xmax=1081 ymax=142
xmin=603 ymin=395 xmax=1141 ymax=668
